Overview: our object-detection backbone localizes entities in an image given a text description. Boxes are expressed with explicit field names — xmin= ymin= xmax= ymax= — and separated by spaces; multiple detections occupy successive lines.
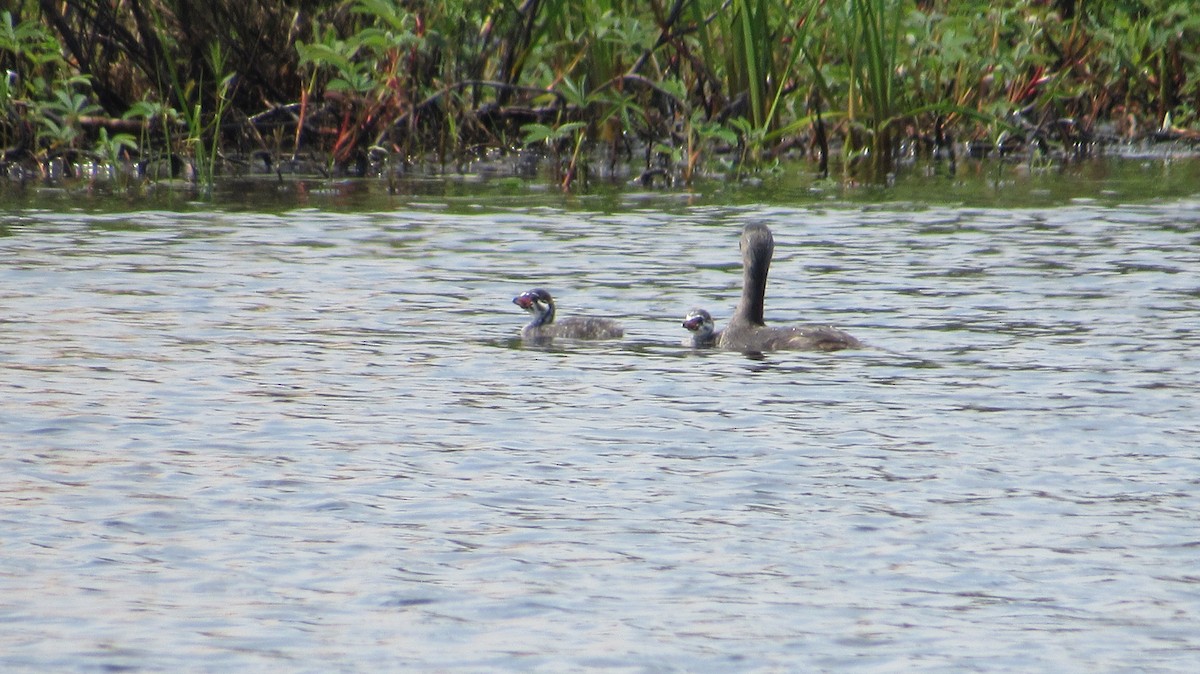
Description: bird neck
xmin=529 ymin=300 xmax=555 ymax=327
xmin=694 ymin=328 xmax=718 ymax=347
xmin=734 ymin=244 xmax=770 ymax=326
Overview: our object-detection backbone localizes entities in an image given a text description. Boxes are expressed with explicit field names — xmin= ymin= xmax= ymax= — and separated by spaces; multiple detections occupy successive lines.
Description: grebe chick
xmin=716 ymin=223 xmax=861 ymax=352
xmin=682 ymin=308 xmax=719 ymax=347
xmin=512 ymin=288 xmax=624 ymax=341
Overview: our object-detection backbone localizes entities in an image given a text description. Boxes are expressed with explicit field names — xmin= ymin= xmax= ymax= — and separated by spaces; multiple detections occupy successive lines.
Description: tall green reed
xmin=9 ymin=0 xmax=1200 ymax=187
xmin=837 ymin=0 xmax=907 ymax=180
xmin=708 ymin=0 xmax=817 ymax=168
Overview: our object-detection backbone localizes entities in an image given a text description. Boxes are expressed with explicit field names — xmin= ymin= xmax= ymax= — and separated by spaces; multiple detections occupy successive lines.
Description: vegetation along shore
xmin=2 ymin=0 xmax=1198 ymax=191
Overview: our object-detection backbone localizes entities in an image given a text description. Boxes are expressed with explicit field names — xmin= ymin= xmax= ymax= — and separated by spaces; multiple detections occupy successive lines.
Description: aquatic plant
xmin=122 ymin=98 xmax=183 ymax=176
xmin=2 ymin=0 xmax=1198 ymax=188
xmin=721 ymin=0 xmax=817 ymax=168
xmin=35 ymin=79 xmax=100 ymax=152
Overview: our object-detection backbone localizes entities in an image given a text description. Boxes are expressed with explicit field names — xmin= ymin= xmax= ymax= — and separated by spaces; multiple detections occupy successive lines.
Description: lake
xmin=2 ymin=160 xmax=1199 ymax=672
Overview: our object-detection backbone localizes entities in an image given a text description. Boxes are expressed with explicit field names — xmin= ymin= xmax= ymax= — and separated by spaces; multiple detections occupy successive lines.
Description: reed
xmin=718 ymin=0 xmax=817 ymax=168
xmin=815 ymin=0 xmax=908 ymax=180
xmin=2 ymin=0 xmax=1198 ymax=188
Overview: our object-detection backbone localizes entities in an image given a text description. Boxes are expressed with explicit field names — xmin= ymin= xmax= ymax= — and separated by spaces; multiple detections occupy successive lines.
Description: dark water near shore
xmin=2 ymin=160 xmax=1199 ymax=671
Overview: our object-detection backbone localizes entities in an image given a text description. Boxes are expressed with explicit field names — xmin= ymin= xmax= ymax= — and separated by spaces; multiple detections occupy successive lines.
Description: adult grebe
xmin=512 ymin=288 xmax=624 ymax=341
xmin=705 ymin=223 xmax=861 ymax=352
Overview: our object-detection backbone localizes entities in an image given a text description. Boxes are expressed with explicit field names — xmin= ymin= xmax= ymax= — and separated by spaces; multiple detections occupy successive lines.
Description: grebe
xmin=512 ymin=288 xmax=624 ymax=341
xmin=703 ymin=223 xmax=861 ymax=352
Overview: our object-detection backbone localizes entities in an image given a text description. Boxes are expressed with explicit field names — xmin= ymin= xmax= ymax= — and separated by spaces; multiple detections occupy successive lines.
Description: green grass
xmin=2 ymin=0 xmax=1199 ymax=189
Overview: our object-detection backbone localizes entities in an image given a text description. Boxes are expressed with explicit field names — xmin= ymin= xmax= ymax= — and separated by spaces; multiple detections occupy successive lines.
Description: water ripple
xmin=2 ymin=200 xmax=1199 ymax=672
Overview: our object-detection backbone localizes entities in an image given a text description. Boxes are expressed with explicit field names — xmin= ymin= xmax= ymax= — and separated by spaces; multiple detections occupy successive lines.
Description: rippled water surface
xmin=2 ymin=181 xmax=1199 ymax=672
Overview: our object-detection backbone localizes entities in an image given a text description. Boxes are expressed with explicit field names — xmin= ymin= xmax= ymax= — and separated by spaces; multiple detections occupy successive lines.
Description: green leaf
xmin=521 ymin=123 xmax=555 ymax=144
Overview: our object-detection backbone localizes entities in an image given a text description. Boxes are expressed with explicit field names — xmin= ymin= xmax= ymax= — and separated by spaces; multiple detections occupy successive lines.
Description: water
xmin=2 ymin=178 xmax=1199 ymax=672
